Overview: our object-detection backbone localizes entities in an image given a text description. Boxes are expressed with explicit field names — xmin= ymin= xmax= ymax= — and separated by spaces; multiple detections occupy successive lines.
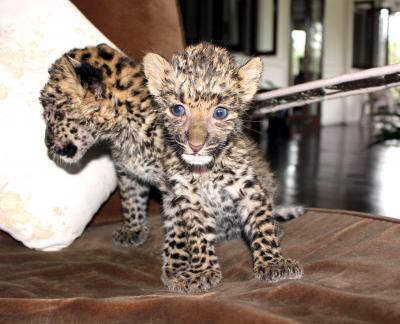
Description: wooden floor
xmin=264 ymin=124 xmax=400 ymax=218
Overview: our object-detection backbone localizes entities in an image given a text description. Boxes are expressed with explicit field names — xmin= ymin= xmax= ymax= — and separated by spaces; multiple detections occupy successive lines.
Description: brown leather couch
xmin=1 ymin=2 xmax=400 ymax=323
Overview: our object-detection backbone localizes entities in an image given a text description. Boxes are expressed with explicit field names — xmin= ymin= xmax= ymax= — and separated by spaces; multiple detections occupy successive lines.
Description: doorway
xmin=288 ymin=0 xmax=325 ymax=128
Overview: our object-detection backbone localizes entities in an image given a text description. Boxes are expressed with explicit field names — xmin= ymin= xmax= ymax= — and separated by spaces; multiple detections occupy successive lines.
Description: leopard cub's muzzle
xmin=45 ymin=126 xmax=78 ymax=158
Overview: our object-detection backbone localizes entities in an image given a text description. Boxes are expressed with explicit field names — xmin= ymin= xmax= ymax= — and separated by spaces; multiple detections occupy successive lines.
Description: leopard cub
xmin=143 ymin=43 xmax=304 ymax=293
xmin=40 ymin=44 xmax=164 ymax=247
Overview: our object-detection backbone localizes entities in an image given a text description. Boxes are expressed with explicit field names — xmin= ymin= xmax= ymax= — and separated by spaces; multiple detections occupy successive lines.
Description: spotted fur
xmin=143 ymin=43 xmax=304 ymax=293
xmin=40 ymin=43 xmax=304 ymax=293
xmin=40 ymin=44 xmax=164 ymax=246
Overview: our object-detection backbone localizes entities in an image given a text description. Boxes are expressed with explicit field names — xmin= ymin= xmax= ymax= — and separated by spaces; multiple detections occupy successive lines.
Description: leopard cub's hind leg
xmin=113 ymin=172 xmax=150 ymax=247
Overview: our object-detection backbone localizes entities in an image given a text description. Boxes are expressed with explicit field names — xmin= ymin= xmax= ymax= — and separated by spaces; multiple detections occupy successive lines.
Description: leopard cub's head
xmin=40 ymin=46 xmax=110 ymax=163
xmin=143 ymin=43 xmax=262 ymax=166
xmin=42 ymin=103 xmax=95 ymax=163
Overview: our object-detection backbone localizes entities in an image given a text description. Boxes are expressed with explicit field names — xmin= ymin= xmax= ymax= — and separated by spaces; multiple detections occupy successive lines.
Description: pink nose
xmin=189 ymin=142 xmax=204 ymax=153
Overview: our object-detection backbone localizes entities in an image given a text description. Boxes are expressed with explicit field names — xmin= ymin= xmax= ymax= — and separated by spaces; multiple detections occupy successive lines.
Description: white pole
xmin=253 ymin=64 xmax=400 ymax=115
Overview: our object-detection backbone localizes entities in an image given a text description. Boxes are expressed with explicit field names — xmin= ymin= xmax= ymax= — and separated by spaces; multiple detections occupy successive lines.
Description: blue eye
xmin=170 ymin=104 xmax=186 ymax=117
xmin=213 ymin=106 xmax=228 ymax=120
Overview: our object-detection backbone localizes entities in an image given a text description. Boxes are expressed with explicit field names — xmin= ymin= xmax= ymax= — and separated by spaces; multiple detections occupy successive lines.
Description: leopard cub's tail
xmin=272 ymin=205 xmax=306 ymax=222
xmin=271 ymin=205 xmax=306 ymax=240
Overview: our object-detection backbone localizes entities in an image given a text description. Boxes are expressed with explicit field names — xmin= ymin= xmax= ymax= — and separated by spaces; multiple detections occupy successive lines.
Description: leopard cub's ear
xmin=55 ymin=55 xmax=80 ymax=81
xmin=142 ymin=53 xmax=172 ymax=97
xmin=238 ymin=57 xmax=263 ymax=102
xmin=62 ymin=55 xmax=104 ymax=99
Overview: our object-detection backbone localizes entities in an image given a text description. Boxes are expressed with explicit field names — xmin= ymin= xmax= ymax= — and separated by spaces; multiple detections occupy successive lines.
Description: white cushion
xmin=0 ymin=0 xmax=117 ymax=251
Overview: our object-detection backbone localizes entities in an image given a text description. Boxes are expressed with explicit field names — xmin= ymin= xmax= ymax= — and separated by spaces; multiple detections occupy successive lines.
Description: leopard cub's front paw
xmin=162 ymin=268 xmax=223 ymax=294
xmin=112 ymin=224 xmax=149 ymax=247
xmin=254 ymin=258 xmax=303 ymax=283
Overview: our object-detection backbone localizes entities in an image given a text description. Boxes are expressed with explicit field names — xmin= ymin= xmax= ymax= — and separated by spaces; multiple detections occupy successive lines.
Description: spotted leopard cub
xmin=143 ymin=43 xmax=304 ymax=293
xmin=40 ymin=44 xmax=164 ymax=247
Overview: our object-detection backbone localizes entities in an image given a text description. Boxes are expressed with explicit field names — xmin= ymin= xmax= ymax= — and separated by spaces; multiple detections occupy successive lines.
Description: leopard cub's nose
xmin=55 ymin=143 xmax=77 ymax=158
xmin=189 ymin=142 xmax=204 ymax=153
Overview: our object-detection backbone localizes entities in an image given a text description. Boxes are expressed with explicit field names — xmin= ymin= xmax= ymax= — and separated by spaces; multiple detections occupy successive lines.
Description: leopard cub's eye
xmin=213 ymin=106 xmax=228 ymax=120
xmin=170 ymin=104 xmax=186 ymax=117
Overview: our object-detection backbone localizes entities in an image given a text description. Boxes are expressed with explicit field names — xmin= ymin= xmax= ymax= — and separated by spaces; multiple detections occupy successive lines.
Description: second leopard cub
xmin=143 ymin=43 xmax=304 ymax=293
